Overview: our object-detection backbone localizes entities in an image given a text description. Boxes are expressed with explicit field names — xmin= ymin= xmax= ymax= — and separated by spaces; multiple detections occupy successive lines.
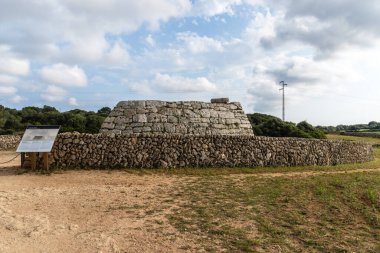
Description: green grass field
xmin=168 ymin=171 xmax=380 ymax=252
xmin=358 ymin=129 xmax=380 ymax=134
xmin=162 ymin=135 xmax=380 ymax=252
xmin=327 ymin=133 xmax=380 ymax=145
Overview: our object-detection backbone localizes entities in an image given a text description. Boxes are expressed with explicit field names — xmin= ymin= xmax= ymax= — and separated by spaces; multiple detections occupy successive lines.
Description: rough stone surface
xmin=50 ymin=133 xmax=373 ymax=169
xmin=211 ymin=98 xmax=229 ymax=103
xmin=0 ymin=135 xmax=21 ymax=150
xmin=100 ymin=100 xmax=254 ymax=135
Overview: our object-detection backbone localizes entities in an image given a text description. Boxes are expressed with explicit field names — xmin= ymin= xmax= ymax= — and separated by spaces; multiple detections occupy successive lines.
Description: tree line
xmin=0 ymin=105 xmax=111 ymax=135
xmin=316 ymin=121 xmax=380 ymax=133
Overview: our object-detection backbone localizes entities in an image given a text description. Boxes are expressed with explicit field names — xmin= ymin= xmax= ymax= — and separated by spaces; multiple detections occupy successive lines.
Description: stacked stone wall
xmin=342 ymin=132 xmax=380 ymax=139
xmin=50 ymin=133 xmax=373 ymax=169
xmin=0 ymin=135 xmax=21 ymax=151
xmin=100 ymin=100 xmax=254 ymax=135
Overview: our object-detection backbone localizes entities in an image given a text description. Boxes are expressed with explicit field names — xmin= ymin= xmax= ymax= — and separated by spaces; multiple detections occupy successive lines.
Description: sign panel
xmin=16 ymin=125 xmax=60 ymax=152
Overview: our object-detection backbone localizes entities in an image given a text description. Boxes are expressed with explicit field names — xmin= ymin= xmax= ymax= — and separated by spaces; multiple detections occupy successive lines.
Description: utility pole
xmin=279 ymin=81 xmax=287 ymax=121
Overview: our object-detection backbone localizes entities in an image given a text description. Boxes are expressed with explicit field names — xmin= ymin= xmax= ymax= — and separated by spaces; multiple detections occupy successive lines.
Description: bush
xmin=247 ymin=113 xmax=326 ymax=139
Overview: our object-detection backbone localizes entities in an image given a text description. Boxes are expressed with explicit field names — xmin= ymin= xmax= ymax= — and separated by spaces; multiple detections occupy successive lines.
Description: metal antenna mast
xmin=279 ymin=81 xmax=287 ymax=121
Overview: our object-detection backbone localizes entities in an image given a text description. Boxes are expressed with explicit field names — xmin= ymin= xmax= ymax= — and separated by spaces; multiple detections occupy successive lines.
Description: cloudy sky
xmin=0 ymin=0 xmax=379 ymax=125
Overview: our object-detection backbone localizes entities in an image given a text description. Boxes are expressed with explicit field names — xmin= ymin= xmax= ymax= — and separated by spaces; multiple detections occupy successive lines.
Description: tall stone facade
xmin=100 ymin=99 xmax=254 ymax=135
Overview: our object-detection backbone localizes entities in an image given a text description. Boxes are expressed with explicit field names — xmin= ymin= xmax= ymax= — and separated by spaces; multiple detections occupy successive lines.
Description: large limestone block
xmin=211 ymin=98 xmax=229 ymax=103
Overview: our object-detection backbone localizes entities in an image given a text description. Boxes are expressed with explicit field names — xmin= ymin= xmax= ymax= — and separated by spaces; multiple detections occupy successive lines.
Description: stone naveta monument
xmin=0 ymin=97 xmax=373 ymax=169
xmin=100 ymin=98 xmax=254 ymax=135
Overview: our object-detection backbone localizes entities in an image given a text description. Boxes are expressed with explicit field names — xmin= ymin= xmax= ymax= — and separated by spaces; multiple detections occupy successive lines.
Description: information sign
xmin=16 ymin=125 xmax=60 ymax=153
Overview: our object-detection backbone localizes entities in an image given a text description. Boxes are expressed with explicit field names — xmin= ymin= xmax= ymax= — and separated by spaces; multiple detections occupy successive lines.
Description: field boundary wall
xmin=49 ymin=133 xmax=373 ymax=168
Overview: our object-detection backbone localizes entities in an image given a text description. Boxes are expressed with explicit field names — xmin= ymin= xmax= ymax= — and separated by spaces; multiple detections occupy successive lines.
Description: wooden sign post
xmin=43 ymin=152 xmax=49 ymax=171
xmin=30 ymin=152 xmax=37 ymax=170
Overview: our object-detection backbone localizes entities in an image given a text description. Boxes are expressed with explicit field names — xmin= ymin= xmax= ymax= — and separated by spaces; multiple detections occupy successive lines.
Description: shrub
xmin=247 ymin=113 xmax=326 ymax=139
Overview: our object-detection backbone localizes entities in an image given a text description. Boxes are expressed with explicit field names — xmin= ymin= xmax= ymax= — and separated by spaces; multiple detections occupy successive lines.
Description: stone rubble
xmin=0 ymin=135 xmax=21 ymax=151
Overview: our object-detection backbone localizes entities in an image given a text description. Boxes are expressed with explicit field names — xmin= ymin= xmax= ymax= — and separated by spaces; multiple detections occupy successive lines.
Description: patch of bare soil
xmin=0 ymin=152 xmax=210 ymax=253
xmin=0 ymin=151 xmax=22 ymax=175
xmin=227 ymin=168 xmax=380 ymax=183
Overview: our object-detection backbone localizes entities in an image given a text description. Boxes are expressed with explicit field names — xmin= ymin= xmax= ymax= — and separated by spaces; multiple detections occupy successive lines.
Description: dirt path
xmin=0 ymin=170 xmax=203 ymax=253
xmin=1 ymin=151 xmax=379 ymax=252
xmin=238 ymin=167 xmax=380 ymax=178
xmin=0 ymin=152 xmax=206 ymax=253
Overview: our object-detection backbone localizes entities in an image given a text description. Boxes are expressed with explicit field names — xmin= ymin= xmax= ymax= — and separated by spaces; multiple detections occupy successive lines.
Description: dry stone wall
xmin=100 ymin=100 xmax=254 ymax=135
xmin=50 ymin=133 xmax=373 ymax=169
xmin=342 ymin=132 xmax=380 ymax=139
xmin=0 ymin=135 xmax=21 ymax=150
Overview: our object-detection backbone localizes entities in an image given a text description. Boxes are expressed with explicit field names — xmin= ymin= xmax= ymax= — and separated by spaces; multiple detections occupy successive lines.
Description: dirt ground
xmin=0 ymin=151 xmax=204 ymax=253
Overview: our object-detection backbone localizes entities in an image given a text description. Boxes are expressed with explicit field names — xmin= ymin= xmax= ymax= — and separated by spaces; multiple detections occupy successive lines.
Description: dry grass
xmin=327 ymin=133 xmax=380 ymax=145
xmin=168 ymin=171 xmax=380 ymax=252
xmin=163 ymin=136 xmax=380 ymax=252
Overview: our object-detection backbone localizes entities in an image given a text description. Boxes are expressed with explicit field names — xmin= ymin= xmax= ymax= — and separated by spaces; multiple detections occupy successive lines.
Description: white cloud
xmin=244 ymin=11 xmax=278 ymax=44
xmin=0 ymin=74 xmax=19 ymax=84
xmin=191 ymin=0 xmax=242 ymax=16
xmin=258 ymin=0 xmax=380 ymax=58
xmin=63 ymin=0 xmax=191 ymax=32
xmin=68 ymin=97 xmax=78 ymax=106
xmin=41 ymin=85 xmax=67 ymax=102
xmin=0 ymin=85 xmax=17 ymax=95
xmin=177 ymin=32 xmax=224 ymax=53
xmin=125 ymin=74 xmax=218 ymax=94
xmin=0 ymin=45 xmax=30 ymax=76
xmin=145 ymin=34 xmax=155 ymax=47
xmin=127 ymin=81 xmax=154 ymax=94
xmin=91 ymin=75 xmax=113 ymax=86
xmin=0 ymin=0 xmax=191 ymax=64
xmin=65 ymin=34 xmax=109 ymax=63
xmin=40 ymin=63 xmax=88 ymax=87
xmin=10 ymin=95 xmax=23 ymax=103
xmin=154 ymin=73 xmax=217 ymax=93
xmin=104 ymin=40 xmax=130 ymax=66
xmin=0 ymin=57 xmax=30 ymax=76
xmin=135 ymin=48 xmax=187 ymax=74
xmin=247 ymin=78 xmax=281 ymax=112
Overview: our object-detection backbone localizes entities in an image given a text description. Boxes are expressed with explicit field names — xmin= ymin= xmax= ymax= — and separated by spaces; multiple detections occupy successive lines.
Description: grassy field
xmin=327 ymin=133 xmax=380 ymax=145
xmin=358 ymin=129 xmax=380 ymax=134
xmin=163 ymin=135 xmax=380 ymax=252
xmin=362 ymin=131 xmax=380 ymax=134
xmin=168 ymin=171 xmax=380 ymax=252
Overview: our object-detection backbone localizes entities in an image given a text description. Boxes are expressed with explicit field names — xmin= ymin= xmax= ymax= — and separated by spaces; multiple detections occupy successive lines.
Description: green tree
xmin=297 ymin=121 xmax=326 ymax=139
xmin=368 ymin=121 xmax=380 ymax=130
xmin=60 ymin=113 xmax=87 ymax=132
xmin=4 ymin=116 xmax=22 ymax=132
xmin=97 ymin=107 xmax=111 ymax=117
xmin=247 ymin=113 xmax=326 ymax=139
xmin=85 ymin=114 xmax=105 ymax=133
